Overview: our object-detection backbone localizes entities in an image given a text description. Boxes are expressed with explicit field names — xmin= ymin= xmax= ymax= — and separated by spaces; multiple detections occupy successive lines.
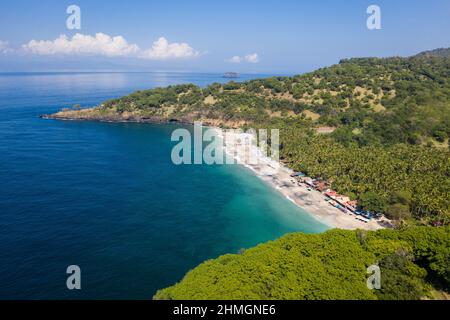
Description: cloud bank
xmin=226 ymin=53 xmax=259 ymax=64
xmin=139 ymin=37 xmax=200 ymax=60
xmin=227 ymin=55 xmax=242 ymax=63
xmin=23 ymin=33 xmax=139 ymax=57
xmin=21 ymin=33 xmax=199 ymax=60
xmin=244 ymin=53 xmax=259 ymax=63
xmin=0 ymin=41 xmax=12 ymax=54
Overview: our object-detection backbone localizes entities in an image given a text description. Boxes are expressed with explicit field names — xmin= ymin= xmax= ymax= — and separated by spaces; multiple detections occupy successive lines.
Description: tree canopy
xmin=154 ymin=226 xmax=449 ymax=300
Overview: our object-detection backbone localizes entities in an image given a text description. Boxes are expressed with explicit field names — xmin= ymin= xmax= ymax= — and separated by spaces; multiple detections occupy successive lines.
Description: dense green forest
xmin=278 ymin=125 xmax=449 ymax=225
xmin=53 ymin=48 xmax=450 ymax=225
xmin=154 ymin=226 xmax=449 ymax=300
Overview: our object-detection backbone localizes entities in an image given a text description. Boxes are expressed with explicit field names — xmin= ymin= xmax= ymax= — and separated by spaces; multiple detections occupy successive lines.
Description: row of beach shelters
xmin=324 ymin=190 xmax=358 ymax=213
xmin=292 ymin=171 xmax=380 ymax=222
xmin=297 ymin=175 xmax=331 ymax=193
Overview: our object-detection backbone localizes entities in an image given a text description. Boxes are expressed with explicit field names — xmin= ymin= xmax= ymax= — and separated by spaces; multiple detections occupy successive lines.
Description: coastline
xmin=43 ymin=111 xmax=387 ymax=231
xmin=214 ymin=128 xmax=387 ymax=231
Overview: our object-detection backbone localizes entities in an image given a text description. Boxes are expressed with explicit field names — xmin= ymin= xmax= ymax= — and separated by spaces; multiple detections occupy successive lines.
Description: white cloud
xmin=227 ymin=53 xmax=259 ymax=64
xmin=21 ymin=33 xmax=200 ymax=61
xmin=227 ymin=55 xmax=241 ymax=63
xmin=139 ymin=37 xmax=199 ymax=60
xmin=22 ymin=33 xmax=139 ymax=57
xmin=244 ymin=53 xmax=259 ymax=63
xmin=0 ymin=40 xmax=13 ymax=54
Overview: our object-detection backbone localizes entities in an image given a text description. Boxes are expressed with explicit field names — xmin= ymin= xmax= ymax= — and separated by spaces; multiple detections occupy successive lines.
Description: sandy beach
xmin=215 ymin=128 xmax=387 ymax=231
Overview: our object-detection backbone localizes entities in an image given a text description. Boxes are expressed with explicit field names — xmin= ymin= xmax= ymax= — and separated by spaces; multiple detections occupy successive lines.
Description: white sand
xmin=213 ymin=128 xmax=386 ymax=231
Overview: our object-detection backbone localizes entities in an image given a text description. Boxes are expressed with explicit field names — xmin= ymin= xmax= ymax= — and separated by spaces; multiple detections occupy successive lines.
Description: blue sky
xmin=0 ymin=0 xmax=449 ymax=73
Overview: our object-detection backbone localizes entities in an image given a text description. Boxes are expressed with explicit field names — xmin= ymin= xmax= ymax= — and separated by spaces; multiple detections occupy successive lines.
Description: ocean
xmin=0 ymin=72 xmax=328 ymax=299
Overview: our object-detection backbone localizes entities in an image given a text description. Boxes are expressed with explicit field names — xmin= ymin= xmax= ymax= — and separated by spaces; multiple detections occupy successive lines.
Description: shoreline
xmin=214 ymin=128 xmax=387 ymax=231
xmin=43 ymin=112 xmax=387 ymax=230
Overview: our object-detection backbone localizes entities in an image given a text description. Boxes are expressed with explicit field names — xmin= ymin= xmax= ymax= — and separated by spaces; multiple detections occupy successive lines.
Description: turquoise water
xmin=0 ymin=72 xmax=328 ymax=299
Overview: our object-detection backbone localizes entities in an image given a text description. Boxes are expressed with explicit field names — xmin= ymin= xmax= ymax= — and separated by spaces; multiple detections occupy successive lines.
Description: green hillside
xmin=101 ymin=53 xmax=449 ymax=146
xmin=54 ymin=51 xmax=450 ymax=146
xmin=416 ymin=47 xmax=450 ymax=58
xmin=154 ymin=226 xmax=449 ymax=300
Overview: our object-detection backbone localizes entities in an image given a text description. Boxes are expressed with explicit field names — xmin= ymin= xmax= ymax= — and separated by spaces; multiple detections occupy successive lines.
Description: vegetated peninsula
xmin=47 ymin=47 xmax=450 ymax=228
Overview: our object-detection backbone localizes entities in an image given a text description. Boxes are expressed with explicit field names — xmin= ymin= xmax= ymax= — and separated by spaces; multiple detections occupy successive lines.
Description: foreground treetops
xmin=154 ymin=226 xmax=449 ymax=300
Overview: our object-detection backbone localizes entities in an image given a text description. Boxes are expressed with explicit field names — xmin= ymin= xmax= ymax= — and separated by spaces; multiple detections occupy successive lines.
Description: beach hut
xmin=325 ymin=190 xmax=337 ymax=198
xmin=345 ymin=200 xmax=358 ymax=212
xmin=336 ymin=195 xmax=350 ymax=203
xmin=346 ymin=200 xmax=358 ymax=207
xmin=315 ymin=182 xmax=328 ymax=192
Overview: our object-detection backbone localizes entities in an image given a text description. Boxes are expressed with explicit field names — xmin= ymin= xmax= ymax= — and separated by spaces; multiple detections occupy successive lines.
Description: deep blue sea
xmin=0 ymin=72 xmax=328 ymax=299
